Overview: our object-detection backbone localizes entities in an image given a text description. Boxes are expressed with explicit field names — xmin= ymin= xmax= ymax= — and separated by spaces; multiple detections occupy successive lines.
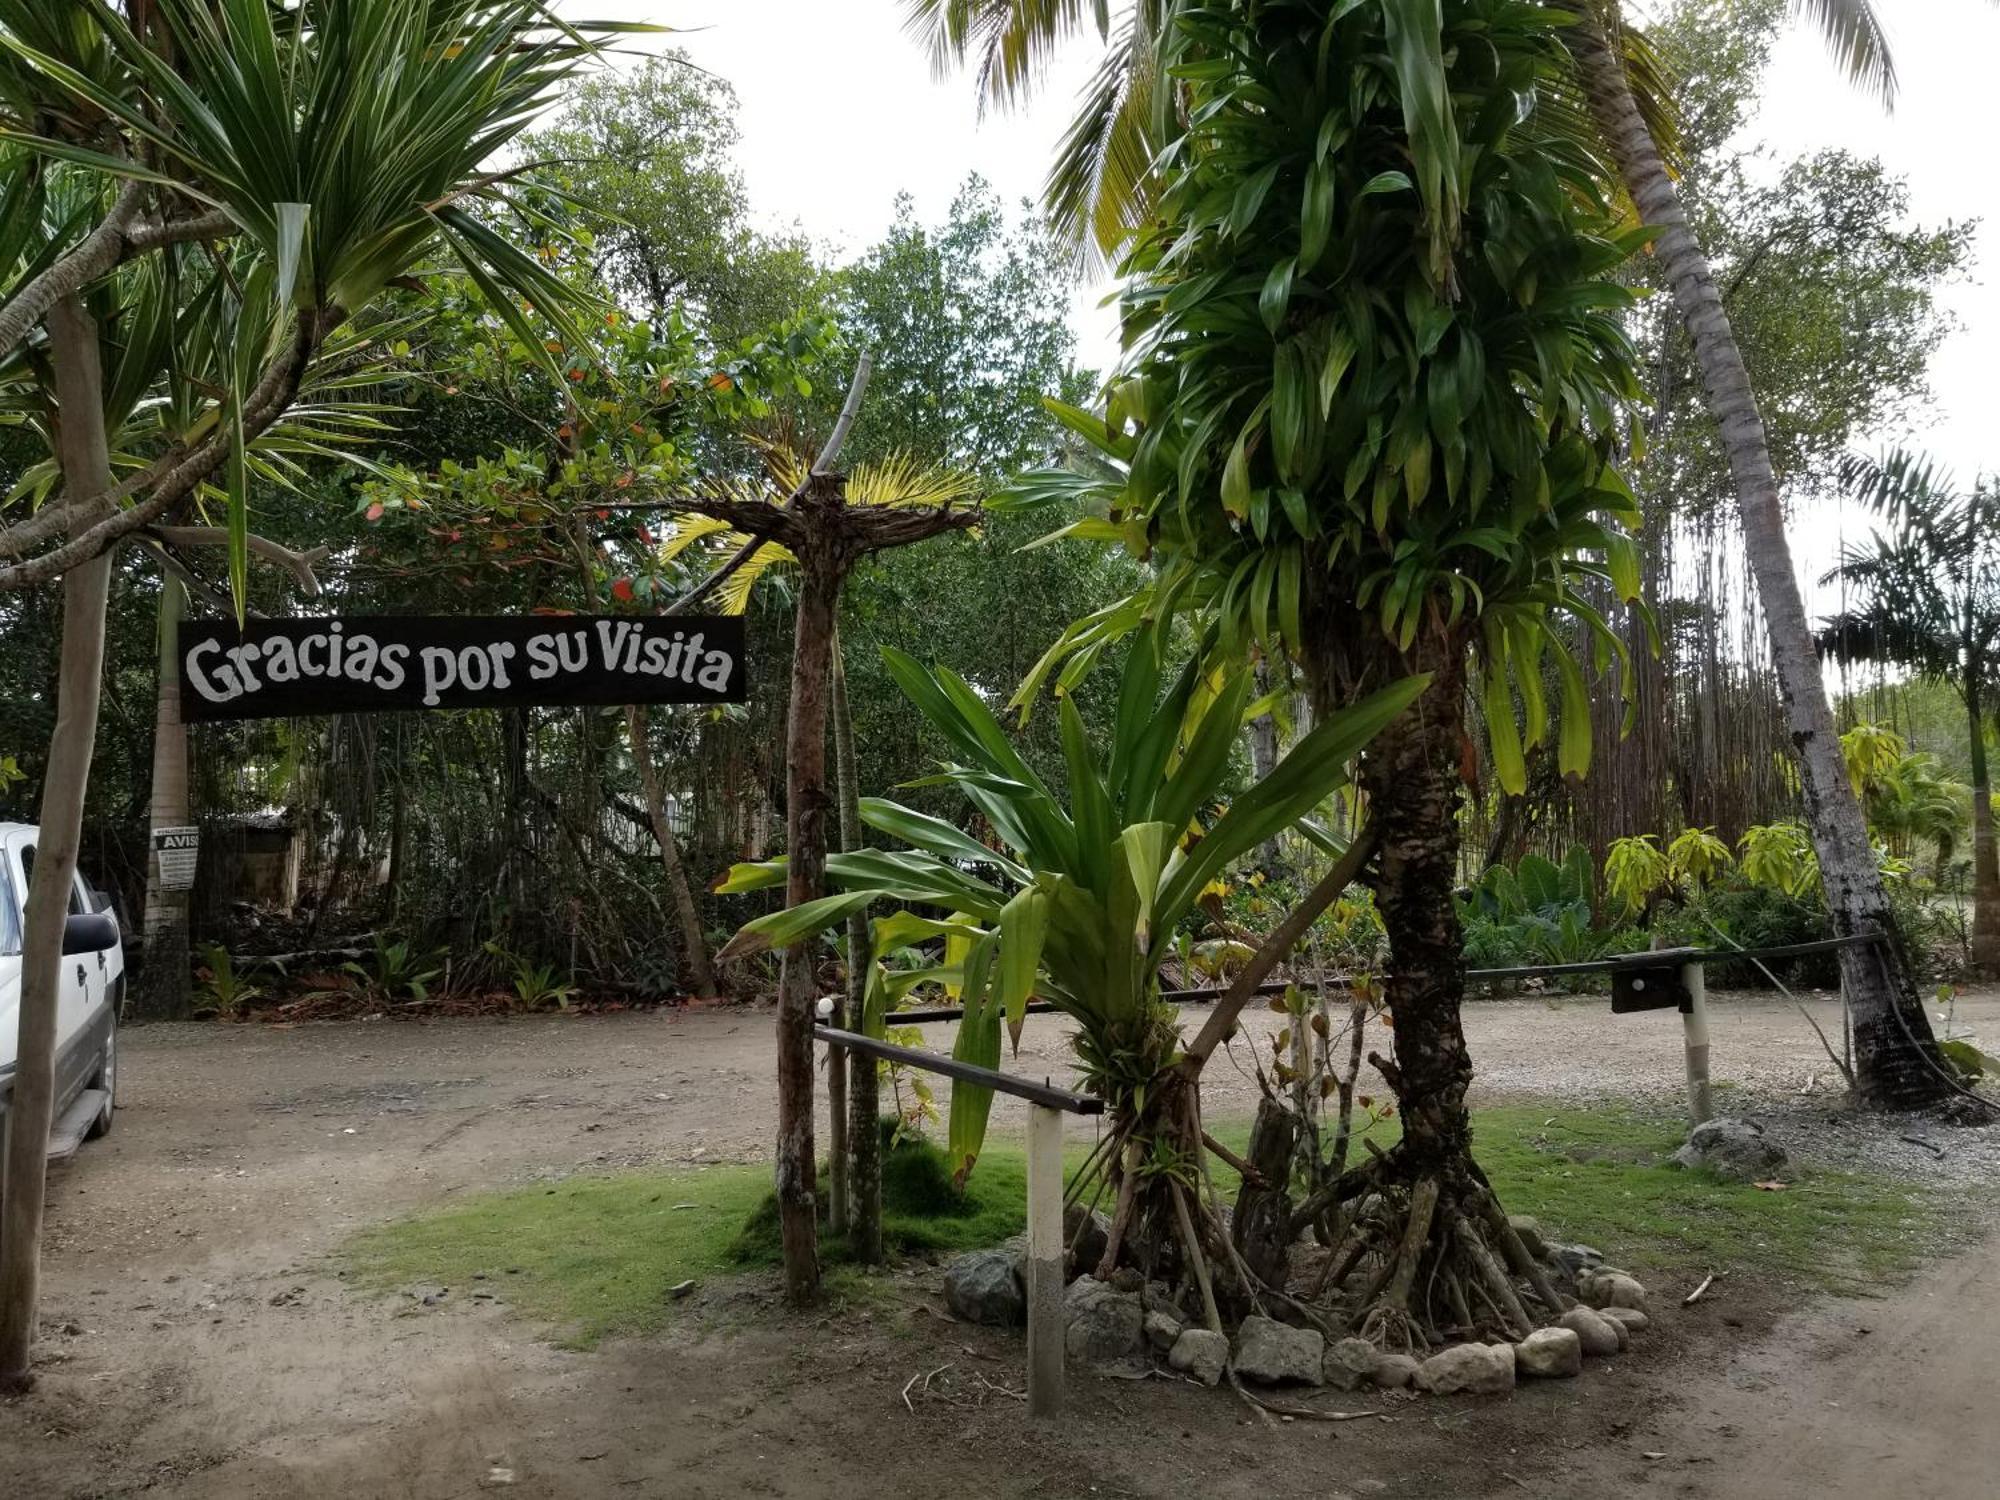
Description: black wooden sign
xmin=179 ymin=615 xmax=746 ymax=722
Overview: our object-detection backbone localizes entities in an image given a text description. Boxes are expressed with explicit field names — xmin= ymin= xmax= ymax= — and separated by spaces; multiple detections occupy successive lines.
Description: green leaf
xmin=716 ymin=890 xmax=882 ymax=961
xmin=1259 ymin=256 xmax=1296 ymax=335
xmin=1480 ymin=640 xmax=1526 ymax=796
xmin=997 ymin=886 xmax=1049 ymax=1051
xmin=1552 ymin=640 xmax=1594 ymax=779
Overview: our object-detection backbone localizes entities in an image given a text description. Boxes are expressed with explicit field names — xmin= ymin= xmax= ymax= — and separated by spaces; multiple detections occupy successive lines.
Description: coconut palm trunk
xmin=0 ymin=296 xmax=117 ymax=1393
xmin=1965 ymin=684 xmax=2000 ymax=974
xmin=1572 ymin=16 xmax=1949 ymax=1110
xmin=136 ymin=577 xmax=192 ymax=1019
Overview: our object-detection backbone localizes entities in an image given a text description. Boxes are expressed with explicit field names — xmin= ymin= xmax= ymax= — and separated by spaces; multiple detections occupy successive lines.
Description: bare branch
xmin=132 ymin=537 xmax=260 ymax=619
xmin=812 ymin=351 xmax=874 ymax=477
xmin=122 ymin=210 xmax=237 ymax=254
xmin=664 ymin=535 xmax=765 ymax=617
xmin=0 ymin=309 xmax=331 ymax=592
xmin=1182 ymin=825 xmax=1380 ymax=1075
xmin=0 ymin=181 xmax=147 ymax=361
xmin=148 ymin=526 xmax=329 ymax=596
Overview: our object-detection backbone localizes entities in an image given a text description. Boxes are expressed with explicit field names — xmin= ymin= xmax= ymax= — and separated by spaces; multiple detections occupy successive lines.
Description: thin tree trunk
xmin=1574 ymin=18 xmax=1948 ymax=1109
xmin=832 ymin=646 xmax=883 ymax=1261
xmin=624 ymin=704 xmax=718 ymax=996
xmin=1 ymin=296 xmax=117 ymax=1393
xmin=1249 ymin=657 xmax=1282 ymax=871
xmin=776 ymin=548 xmax=842 ymax=1304
xmin=135 ymin=576 xmax=192 ymax=1018
xmin=825 ymin=637 xmax=856 ymax=1238
xmin=1965 ymin=683 xmax=2000 ymax=977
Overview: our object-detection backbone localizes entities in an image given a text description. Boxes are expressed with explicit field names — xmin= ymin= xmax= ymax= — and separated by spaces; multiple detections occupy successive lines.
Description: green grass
xmin=343 ymin=1103 xmax=1953 ymax=1347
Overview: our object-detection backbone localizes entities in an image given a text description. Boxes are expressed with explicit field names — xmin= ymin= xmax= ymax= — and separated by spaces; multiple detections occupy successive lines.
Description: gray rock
xmin=1601 ymin=1306 xmax=1651 ymax=1333
xmin=1109 ymin=1265 xmax=1147 ymax=1295
xmin=1552 ymin=1244 xmax=1604 ymax=1275
xmin=1416 ymin=1342 xmax=1515 ymax=1395
xmin=1323 ymin=1336 xmax=1378 ymax=1391
xmin=1064 ymin=1276 xmax=1145 ymax=1364
xmin=1144 ymin=1309 xmax=1184 ymax=1354
xmin=1232 ymin=1315 xmax=1326 ymax=1386
xmin=1064 ymin=1204 xmax=1110 ymax=1274
xmin=1671 ymin=1116 xmax=1787 ymax=1183
xmin=942 ymin=1248 xmax=1024 ymax=1328
xmin=1580 ymin=1270 xmax=1649 ymax=1314
xmin=1507 ymin=1215 xmax=1549 ymax=1262
xmin=1168 ymin=1326 xmax=1230 ymax=1387
xmin=1558 ymin=1305 xmax=1622 ymax=1357
xmin=1514 ymin=1327 xmax=1582 ymax=1379
xmin=1370 ymin=1352 xmax=1420 ymax=1390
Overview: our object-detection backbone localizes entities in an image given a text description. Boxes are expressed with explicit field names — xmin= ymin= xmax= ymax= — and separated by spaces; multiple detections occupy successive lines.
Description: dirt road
xmin=2 ymin=993 xmax=1996 ymax=1498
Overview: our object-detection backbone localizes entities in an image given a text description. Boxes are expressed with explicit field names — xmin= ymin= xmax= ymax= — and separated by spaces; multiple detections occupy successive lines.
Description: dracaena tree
xmin=0 ymin=0 xmax=633 ymax=1394
xmin=992 ymin=0 xmax=1649 ymax=1346
xmin=719 ymin=618 xmax=1423 ymax=1287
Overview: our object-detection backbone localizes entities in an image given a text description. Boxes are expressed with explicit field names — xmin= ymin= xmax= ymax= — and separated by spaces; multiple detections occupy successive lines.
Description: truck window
xmin=0 ymin=854 xmax=18 ymax=956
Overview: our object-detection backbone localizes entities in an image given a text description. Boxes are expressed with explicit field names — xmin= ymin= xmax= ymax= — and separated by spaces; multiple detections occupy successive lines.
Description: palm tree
xmin=910 ymin=0 xmax=1960 ymax=1110
xmin=1566 ymin=0 xmax=1960 ymax=1109
xmin=1821 ymin=449 xmax=2000 ymax=976
xmin=0 ymin=0 xmax=632 ymax=1394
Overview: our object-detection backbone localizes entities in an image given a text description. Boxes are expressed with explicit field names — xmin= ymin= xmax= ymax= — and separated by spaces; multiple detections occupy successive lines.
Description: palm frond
xmin=1791 ymin=0 xmax=1896 ymax=106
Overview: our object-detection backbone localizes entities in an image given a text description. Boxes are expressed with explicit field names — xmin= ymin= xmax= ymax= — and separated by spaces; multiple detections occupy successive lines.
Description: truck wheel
xmin=86 ymin=1011 xmax=117 ymax=1139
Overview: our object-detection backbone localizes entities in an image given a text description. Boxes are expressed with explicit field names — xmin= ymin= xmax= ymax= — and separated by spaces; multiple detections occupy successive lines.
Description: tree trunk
xmin=1249 ymin=657 xmax=1283 ymax=871
xmin=838 ymin=631 xmax=881 ymax=1261
xmin=624 ymin=704 xmax=719 ymax=997
xmin=825 ymin=636 xmax=859 ymax=1240
xmin=1573 ymin=18 xmax=1949 ymax=1110
xmin=1360 ymin=646 xmax=1476 ymax=1193
xmin=134 ymin=576 xmax=192 ymax=1019
xmin=775 ymin=544 xmax=843 ymax=1305
xmin=1965 ymin=684 xmax=2000 ymax=978
xmin=1 ymin=296 xmax=117 ymax=1393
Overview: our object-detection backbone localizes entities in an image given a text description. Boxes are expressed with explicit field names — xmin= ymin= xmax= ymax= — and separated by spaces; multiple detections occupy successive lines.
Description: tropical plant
xmin=485 ymin=943 xmax=579 ymax=1011
xmin=345 ymin=935 xmax=446 ymax=1005
xmin=1605 ymin=825 xmax=1735 ymax=915
xmin=983 ymin=0 xmax=1654 ymax=1345
xmin=1822 ymin=451 xmax=2000 ymax=975
xmin=1739 ymin=820 xmax=1822 ymax=901
xmin=719 ymin=620 xmax=1424 ymax=1273
xmin=191 ymin=944 xmax=264 ymax=1019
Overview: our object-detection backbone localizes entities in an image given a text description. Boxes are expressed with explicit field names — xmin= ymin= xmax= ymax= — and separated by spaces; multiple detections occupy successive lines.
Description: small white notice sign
xmin=153 ymin=825 xmax=199 ymax=891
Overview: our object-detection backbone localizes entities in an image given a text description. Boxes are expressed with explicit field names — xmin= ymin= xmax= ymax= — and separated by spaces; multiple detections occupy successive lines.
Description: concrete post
xmin=1680 ymin=959 xmax=1712 ymax=1125
xmin=1025 ymin=1102 xmax=1065 ymax=1419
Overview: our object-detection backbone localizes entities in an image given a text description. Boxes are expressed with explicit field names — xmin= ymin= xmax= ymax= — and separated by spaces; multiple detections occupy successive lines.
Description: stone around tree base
xmin=1168 ymin=1327 xmax=1229 ymax=1387
xmin=1558 ymin=1305 xmax=1623 ymax=1356
xmin=1415 ymin=1342 xmax=1516 ymax=1395
xmin=1065 ymin=1276 xmax=1145 ymax=1365
xmin=1514 ymin=1326 xmax=1582 ymax=1378
xmin=1323 ymin=1336 xmax=1378 ymax=1391
xmin=1232 ymin=1315 xmax=1326 ymax=1386
xmin=1370 ymin=1352 xmax=1420 ymax=1390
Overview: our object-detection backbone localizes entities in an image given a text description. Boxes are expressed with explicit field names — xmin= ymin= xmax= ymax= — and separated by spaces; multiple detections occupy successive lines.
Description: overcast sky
xmin=571 ymin=1 xmax=1999 ymax=606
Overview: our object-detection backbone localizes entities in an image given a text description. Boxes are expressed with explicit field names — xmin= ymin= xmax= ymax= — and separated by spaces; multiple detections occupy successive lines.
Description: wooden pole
xmin=1025 ymin=1102 xmax=1065 ymax=1420
xmin=1681 ymin=959 xmax=1712 ymax=1125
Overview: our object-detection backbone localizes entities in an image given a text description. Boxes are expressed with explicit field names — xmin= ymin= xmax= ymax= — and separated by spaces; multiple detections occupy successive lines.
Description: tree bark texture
xmin=775 ymin=539 xmax=845 ymax=1305
xmin=624 ymin=704 xmax=719 ymax=997
xmin=1573 ymin=17 xmax=1948 ymax=1109
xmin=1355 ymin=643 xmax=1476 ymax=1183
xmin=1 ymin=296 xmax=117 ymax=1393
xmin=135 ymin=577 xmax=192 ymax=1019
xmin=1965 ymin=686 xmax=2000 ymax=977
xmin=826 ymin=638 xmax=860 ymax=1240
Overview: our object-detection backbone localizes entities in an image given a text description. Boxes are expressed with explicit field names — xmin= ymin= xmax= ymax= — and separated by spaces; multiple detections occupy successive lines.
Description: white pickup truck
xmin=0 ymin=823 xmax=123 ymax=1161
